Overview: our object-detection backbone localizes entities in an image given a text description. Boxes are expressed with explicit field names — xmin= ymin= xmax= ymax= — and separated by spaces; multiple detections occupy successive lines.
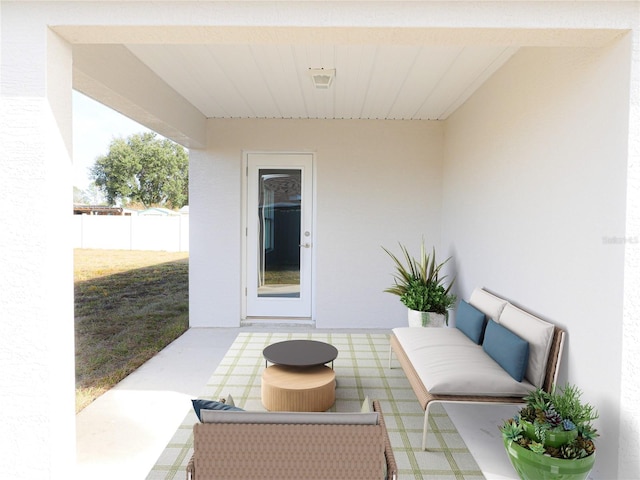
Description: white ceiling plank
xmin=249 ymin=44 xmax=288 ymax=117
xmin=128 ymin=44 xmax=250 ymax=118
xmin=124 ymin=41 xmax=521 ymax=121
xmin=387 ymin=46 xmax=464 ymax=120
xmin=414 ymin=46 xmax=515 ymax=120
xmin=267 ymin=44 xmax=310 ymax=118
xmin=333 ymin=45 xmax=358 ymax=119
xmin=208 ymin=45 xmax=282 ymax=118
xmin=333 ymin=44 xmax=376 ymax=119
xmin=358 ymin=46 xmax=430 ymax=120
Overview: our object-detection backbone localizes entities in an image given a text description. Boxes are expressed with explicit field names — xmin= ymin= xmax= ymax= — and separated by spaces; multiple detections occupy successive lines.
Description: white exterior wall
xmin=620 ymin=28 xmax=640 ymax=480
xmin=441 ymin=40 xmax=634 ymax=479
xmin=190 ymin=118 xmax=443 ymax=328
xmin=0 ymin=15 xmax=76 ymax=480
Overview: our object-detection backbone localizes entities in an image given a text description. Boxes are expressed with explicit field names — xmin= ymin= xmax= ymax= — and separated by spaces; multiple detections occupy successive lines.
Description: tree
xmin=73 ymin=186 xmax=90 ymax=204
xmin=73 ymin=184 xmax=107 ymax=205
xmin=90 ymin=132 xmax=189 ymax=209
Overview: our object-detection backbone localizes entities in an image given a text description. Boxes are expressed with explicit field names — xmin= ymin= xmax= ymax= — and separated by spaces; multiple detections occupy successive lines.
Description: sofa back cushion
xmin=498 ymin=303 xmax=555 ymax=387
xmin=200 ymin=410 xmax=379 ymax=425
xmin=469 ymin=288 xmax=508 ymax=322
xmin=482 ymin=319 xmax=529 ymax=382
xmin=456 ymin=300 xmax=487 ymax=344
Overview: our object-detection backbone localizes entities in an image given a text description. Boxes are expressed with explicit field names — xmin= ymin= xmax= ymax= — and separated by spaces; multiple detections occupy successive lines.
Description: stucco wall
xmin=189 ymin=118 xmax=444 ymax=328
xmin=0 ymin=24 xmax=76 ymax=479
xmin=441 ymin=41 xmax=632 ymax=479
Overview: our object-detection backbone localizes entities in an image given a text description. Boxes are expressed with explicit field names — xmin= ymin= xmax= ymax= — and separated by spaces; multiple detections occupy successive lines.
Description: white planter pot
xmin=407 ymin=309 xmax=446 ymax=328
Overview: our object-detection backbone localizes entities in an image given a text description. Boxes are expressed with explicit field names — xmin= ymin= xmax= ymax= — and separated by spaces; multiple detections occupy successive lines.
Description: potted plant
xmin=382 ymin=240 xmax=456 ymax=327
xmin=500 ymin=384 xmax=599 ymax=480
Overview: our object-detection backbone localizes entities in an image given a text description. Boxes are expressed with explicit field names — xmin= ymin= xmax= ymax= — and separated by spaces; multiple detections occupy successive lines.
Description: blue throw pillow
xmin=455 ymin=300 xmax=487 ymax=344
xmin=482 ymin=319 xmax=529 ymax=382
xmin=192 ymin=399 xmax=244 ymax=421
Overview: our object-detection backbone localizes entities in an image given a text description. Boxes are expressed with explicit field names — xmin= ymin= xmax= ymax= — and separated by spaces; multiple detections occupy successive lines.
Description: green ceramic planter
xmin=504 ymin=439 xmax=596 ymax=480
xmin=521 ymin=420 xmax=579 ymax=448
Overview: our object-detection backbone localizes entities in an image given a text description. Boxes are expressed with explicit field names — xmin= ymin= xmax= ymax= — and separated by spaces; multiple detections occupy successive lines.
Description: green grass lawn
xmin=74 ymin=249 xmax=189 ymax=412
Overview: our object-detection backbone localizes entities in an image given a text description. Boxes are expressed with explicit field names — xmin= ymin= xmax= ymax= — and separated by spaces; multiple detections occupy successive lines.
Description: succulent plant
xmin=501 ymin=418 xmax=524 ymax=441
xmin=575 ymin=436 xmax=596 ymax=457
xmin=578 ymin=423 xmax=599 ymax=441
xmin=519 ymin=405 xmax=536 ymax=422
xmin=529 ymin=441 xmax=546 ymax=455
xmin=523 ymin=389 xmax=551 ymax=412
xmin=500 ymin=384 xmax=598 ymax=460
xmin=545 ymin=407 xmax=563 ymax=427
xmin=560 ymin=443 xmax=583 ymax=460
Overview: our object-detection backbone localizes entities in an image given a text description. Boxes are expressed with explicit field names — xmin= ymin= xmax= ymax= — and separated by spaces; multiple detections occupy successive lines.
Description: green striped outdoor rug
xmin=146 ymin=332 xmax=484 ymax=479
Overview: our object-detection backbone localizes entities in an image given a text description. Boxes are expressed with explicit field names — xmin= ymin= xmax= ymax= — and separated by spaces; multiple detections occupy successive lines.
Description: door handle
xmin=299 ymin=243 xmax=311 ymax=248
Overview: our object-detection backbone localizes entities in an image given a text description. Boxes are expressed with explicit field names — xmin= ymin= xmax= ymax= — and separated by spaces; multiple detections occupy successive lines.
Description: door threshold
xmin=242 ymin=317 xmax=315 ymax=328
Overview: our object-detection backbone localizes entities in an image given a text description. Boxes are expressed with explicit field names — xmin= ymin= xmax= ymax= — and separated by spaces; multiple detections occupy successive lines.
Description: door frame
xmin=241 ymin=151 xmax=316 ymax=321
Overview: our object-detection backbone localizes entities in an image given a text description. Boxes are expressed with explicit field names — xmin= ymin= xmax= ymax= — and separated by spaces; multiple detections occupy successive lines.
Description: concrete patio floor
xmin=76 ymin=326 xmax=521 ymax=479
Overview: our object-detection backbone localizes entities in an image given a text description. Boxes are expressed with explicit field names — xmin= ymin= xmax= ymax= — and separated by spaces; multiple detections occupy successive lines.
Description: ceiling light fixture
xmin=308 ymin=68 xmax=335 ymax=89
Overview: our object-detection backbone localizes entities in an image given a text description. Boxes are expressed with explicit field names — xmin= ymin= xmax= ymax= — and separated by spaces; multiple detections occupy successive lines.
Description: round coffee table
xmin=261 ymin=340 xmax=338 ymax=412
xmin=262 ymin=339 xmax=338 ymax=368
xmin=261 ymin=364 xmax=336 ymax=412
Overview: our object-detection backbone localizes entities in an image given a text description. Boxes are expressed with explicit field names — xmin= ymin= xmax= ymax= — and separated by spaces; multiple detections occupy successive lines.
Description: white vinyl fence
xmin=73 ymin=214 xmax=189 ymax=252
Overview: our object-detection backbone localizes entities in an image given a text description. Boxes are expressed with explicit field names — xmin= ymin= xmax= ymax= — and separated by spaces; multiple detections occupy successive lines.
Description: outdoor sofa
xmin=390 ymin=287 xmax=566 ymax=450
xmin=186 ymin=399 xmax=397 ymax=479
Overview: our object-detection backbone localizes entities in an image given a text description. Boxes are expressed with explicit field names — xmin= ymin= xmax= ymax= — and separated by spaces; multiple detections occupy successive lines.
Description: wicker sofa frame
xmin=389 ymin=326 xmax=565 ymax=450
xmin=186 ymin=399 xmax=397 ymax=479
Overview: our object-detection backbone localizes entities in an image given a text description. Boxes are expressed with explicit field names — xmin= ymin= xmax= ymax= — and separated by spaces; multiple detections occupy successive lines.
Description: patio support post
xmin=0 ymin=9 xmax=76 ymax=479
xmin=619 ymin=27 xmax=640 ymax=479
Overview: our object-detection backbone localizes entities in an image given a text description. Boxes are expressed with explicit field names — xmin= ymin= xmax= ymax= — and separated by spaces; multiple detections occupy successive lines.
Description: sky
xmin=72 ymin=90 xmax=152 ymax=190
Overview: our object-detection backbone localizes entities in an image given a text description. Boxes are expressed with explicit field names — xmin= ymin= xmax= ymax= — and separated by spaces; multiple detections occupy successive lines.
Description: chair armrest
xmin=373 ymin=399 xmax=398 ymax=480
xmin=186 ymin=453 xmax=194 ymax=480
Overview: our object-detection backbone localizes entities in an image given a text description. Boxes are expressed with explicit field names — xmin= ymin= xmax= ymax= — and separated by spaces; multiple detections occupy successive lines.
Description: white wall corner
xmin=618 ymin=26 xmax=640 ymax=480
xmin=0 ymin=15 xmax=76 ymax=479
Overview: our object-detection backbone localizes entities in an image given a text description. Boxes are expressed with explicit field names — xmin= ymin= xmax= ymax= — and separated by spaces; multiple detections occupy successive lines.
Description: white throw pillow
xmin=469 ymin=288 xmax=508 ymax=322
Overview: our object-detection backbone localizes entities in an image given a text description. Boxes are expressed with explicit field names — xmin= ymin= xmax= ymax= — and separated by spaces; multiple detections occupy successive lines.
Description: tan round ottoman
xmin=261 ymin=364 xmax=336 ymax=412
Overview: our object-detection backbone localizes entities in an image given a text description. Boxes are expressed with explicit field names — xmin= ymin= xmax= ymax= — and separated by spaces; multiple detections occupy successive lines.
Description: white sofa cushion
xmin=392 ymin=327 xmax=534 ymax=396
xmin=469 ymin=288 xmax=508 ymax=322
xmin=393 ymin=325 xmax=479 ymax=351
xmin=497 ymin=303 xmax=555 ymax=387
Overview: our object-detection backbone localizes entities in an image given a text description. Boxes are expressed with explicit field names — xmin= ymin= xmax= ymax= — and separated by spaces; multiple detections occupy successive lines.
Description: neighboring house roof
xmin=73 ymin=204 xmax=127 ymax=215
xmin=138 ymin=207 xmax=181 ymax=216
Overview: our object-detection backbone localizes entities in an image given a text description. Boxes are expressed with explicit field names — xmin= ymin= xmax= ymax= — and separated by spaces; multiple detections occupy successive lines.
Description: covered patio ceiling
xmin=58 ymin=24 xmax=623 ymax=148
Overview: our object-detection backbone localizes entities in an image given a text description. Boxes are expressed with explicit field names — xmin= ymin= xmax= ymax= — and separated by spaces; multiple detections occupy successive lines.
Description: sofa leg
xmin=422 ymin=410 xmax=428 ymax=450
xmin=422 ymin=404 xmax=432 ymax=451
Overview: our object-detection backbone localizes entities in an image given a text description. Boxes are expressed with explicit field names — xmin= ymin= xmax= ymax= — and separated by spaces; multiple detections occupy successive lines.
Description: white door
xmin=246 ymin=153 xmax=313 ymax=318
